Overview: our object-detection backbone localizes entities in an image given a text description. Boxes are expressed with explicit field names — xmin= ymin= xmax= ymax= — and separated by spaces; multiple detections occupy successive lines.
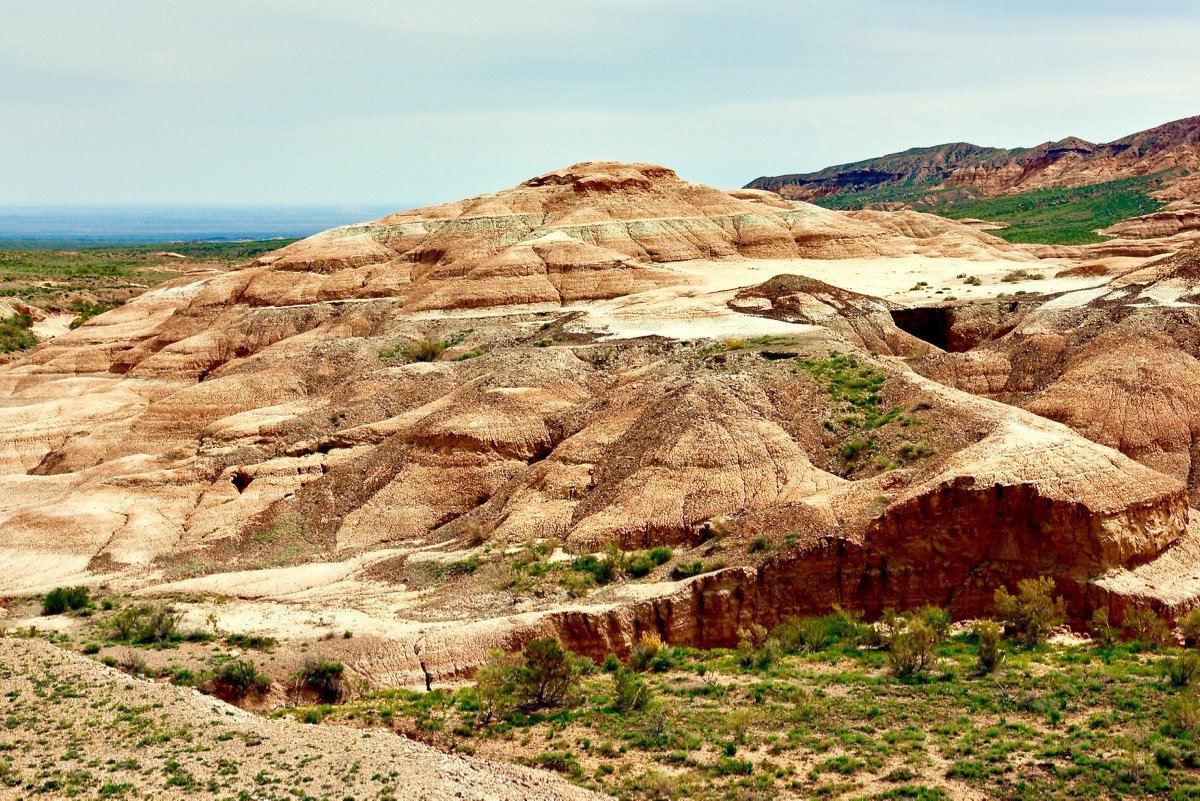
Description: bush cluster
xmin=994 ymin=577 xmax=1065 ymax=643
xmin=110 ymin=603 xmax=182 ymax=644
xmin=42 ymin=586 xmax=91 ymax=616
xmin=476 ymin=638 xmax=585 ymax=721
xmin=292 ymin=657 xmax=346 ymax=702
xmin=212 ymin=657 xmax=272 ymax=699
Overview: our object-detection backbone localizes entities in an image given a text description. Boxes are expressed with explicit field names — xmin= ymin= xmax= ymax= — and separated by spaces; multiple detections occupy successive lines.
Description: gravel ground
xmin=0 ymin=636 xmax=600 ymax=800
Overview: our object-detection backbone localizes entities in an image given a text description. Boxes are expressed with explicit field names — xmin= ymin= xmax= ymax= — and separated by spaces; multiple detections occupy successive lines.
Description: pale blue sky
xmin=3 ymin=1 xmax=1199 ymax=206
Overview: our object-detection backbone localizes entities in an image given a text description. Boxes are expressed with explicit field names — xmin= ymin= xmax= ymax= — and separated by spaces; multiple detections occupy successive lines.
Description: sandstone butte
xmin=4 ymin=161 xmax=1200 ymax=692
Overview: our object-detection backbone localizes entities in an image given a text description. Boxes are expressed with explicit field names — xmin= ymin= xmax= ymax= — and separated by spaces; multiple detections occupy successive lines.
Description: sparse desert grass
xmin=1 ymin=636 xmax=560 ymax=800
xmin=798 ymin=352 xmax=933 ymax=475
xmin=283 ymin=612 xmax=1200 ymax=800
xmin=378 ymin=328 xmax=473 ymax=363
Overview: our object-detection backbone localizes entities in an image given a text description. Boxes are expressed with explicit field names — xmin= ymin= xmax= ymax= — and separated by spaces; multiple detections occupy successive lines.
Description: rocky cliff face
xmin=748 ymin=115 xmax=1200 ymax=205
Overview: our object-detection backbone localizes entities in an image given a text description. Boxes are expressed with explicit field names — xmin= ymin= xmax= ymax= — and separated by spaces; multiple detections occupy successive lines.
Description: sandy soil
xmin=561 ymin=255 xmax=1107 ymax=341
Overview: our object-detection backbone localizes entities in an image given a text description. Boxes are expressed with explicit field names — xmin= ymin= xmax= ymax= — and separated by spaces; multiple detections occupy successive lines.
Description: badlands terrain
xmin=5 ymin=159 xmax=1200 ymax=798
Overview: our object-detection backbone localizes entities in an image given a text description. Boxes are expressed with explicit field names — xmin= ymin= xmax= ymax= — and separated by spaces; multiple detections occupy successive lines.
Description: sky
xmin=3 ymin=0 xmax=1199 ymax=208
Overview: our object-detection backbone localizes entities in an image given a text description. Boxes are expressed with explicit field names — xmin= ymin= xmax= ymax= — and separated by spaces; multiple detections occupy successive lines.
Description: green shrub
xmin=1123 ymin=606 xmax=1171 ymax=648
xmin=110 ymin=603 xmax=181 ymax=644
xmin=887 ymin=617 xmax=939 ymax=677
xmin=213 ymin=658 xmax=271 ymax=699
xmin=737 ymin=624 xmax=776 ymax=671
xmin=68 ymin=302 xmax=116 ymax=329
xmin=916 ymin=605 xmax=951 ymax=640
xmin=771 ymin=607 xmax=864 ymax=653
xmin=1091 ymin=608 xmax=1120 ymax=648
xmin=973 ymin=620 xmax=1004 ymax=674
xmin=1167 ymin=694 xmax=1200 ymax=733
xmin=224 ymin=633 xmax=278 ymax=651
xmin=0 ymin=313 xmax=37 ymax=354
xmin=1166 ymin=652 xmax=1200 ymax=687
xmin=670 ymin=561 xmax=708 ymax=580
xmin=298 ymin=706 xmax=332 ymax=725
xmin=647 ymin=546 xmax=672 ymax=565
xmin=530 ymin=751 xmax=582 ymax=777
xmin=170 ymin=667 xmax=198 ymax=687
xmin=572 ymin=552 xmax=619 ymax=585
xmin=883 ymin=608 xmax=949 ymax=678
xmin=993 ymin=577 xmax=1065 ymax=643
xmin=405 ymin=334 xmax=446 ymax=362
xmin=630 ymin=633 xmax=662 ymax=672
xmin=612 ymin=668 xmax=652 ymax=712
xmin=475 ymin=649 xmax=522 ymax=722
xmin=293 ymin=658 xmax=346 ymax=702
xmin=624 ymin=554 xmax=656 ymax=578
xmin=897 ymin=441 xmax=935 ymax=461
xmin=474 ymin=638 xmax=581 ymax=715
xmin=42 ymin=586 xmax=91 ymax=615
xmin=1178 ymin=608 xmax=1200 ymax=647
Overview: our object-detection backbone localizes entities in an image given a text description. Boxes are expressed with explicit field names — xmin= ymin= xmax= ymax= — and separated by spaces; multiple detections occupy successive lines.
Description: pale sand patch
xmin=30 ymin=311 xmax=74 ymax=340
xmin=562 ymin=254 xmax=1108 ymax=341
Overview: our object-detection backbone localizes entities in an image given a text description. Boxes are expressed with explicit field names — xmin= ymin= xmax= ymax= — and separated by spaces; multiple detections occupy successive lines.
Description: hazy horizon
xmin=4 ymin=1 xmax=1199 ymax=207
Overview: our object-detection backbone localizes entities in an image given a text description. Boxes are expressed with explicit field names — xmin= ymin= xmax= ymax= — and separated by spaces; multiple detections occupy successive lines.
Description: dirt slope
xmin=0 ymin=635 xmax=597 ymax=800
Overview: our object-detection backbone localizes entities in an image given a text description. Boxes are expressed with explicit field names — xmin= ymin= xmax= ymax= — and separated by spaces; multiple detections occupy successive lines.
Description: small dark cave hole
xmin=231 ymin=470 xmax=253 ymax=493
xmin=890 ymin=306 xmax=954 ymax=351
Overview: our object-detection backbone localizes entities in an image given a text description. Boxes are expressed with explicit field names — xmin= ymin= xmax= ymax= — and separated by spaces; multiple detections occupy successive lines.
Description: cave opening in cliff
xmin=891 ymin=306 xmax=954 ymax=351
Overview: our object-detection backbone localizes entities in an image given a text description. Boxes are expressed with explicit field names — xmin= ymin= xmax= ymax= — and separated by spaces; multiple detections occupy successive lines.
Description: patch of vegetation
xmin=699 ymin=334 xmax=794 ymax=356
xmin=292 ymin=658 xmax=346 ymax=703
xmin=0 ymin=313 xmax=37 ymax=354
xmin=109 ymin=603 xmax=182 ymax=645
xmin=798 ymin=352 xmax=930 ymax=473
xmin=67 ymin=300 xmax=117 ymax=329
xmin=290 ymin=580 xmax=1200 ymax=801
xmin=222 ymin=632 xmax=278 ymax=651
xmin=474 ymin=638 xmax=584 ymax=720
xmin=379 ymin=329 xmax=473 ymax=363
xmin=993 ymin=576 xmax=1065 ymax=643
xmin=926 ymin=173 xmax=1170 ymax=245
xmin=670 ymin=560 xmax=717 ymax=581
xmin=42 ymin=586 xmax=92 ymax=616
xmin=211 ymin=656 xmax=272 ymax=700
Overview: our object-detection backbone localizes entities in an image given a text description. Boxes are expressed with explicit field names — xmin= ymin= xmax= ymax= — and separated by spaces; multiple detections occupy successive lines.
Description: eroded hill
xmin=1 ymin=162 xmax=1198 ymax=690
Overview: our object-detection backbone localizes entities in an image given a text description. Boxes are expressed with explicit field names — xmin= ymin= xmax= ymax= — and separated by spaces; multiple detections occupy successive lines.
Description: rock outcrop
xmin=916 ymin=243 xmax=1200 ymax=507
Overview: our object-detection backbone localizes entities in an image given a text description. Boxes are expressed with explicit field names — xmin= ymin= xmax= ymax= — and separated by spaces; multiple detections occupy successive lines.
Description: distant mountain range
xmin=748 ymin=115 xmax=1200 ymax=209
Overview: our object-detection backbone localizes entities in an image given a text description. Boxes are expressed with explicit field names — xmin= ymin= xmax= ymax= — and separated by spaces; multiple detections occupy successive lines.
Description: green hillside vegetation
xmin=0 ymin=239 xmax=294 ymax=310
xmin=0 ymin=239 xmax=294 ymax=282
xmin=922 ymin=173 xmax=1170 ymax=245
